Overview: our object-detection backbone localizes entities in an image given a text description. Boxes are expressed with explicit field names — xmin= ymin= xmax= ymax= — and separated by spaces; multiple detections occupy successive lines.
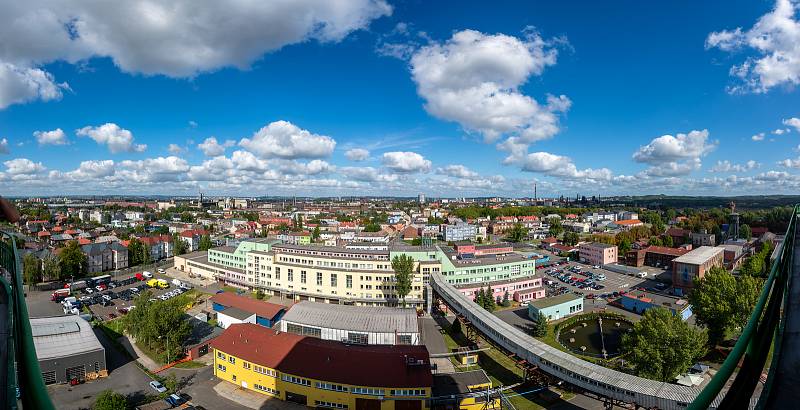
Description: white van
xmin=171 ymin=278 xmax=183 ymax=287
xmin=636 ymin=272 xmax=647 ymax=278
xmin=142 ymin=271 xmax=153 ymax=279
xmin=62 ymin=296 xmax=77 ymax=306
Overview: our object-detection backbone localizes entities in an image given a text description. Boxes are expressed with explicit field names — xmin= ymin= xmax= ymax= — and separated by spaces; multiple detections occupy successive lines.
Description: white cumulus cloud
xmin=409 ymin=29 xmax=569 ymax=156
xmin=345 ymin=148 xmax=370 ymax=161
xmin=197 ymin=137 xmax=235 ymax=157
xmin=436 ymin=164 xmax=479 ymax=179
xmin=709 ymin=160 xmax=761 ymax=173
xmin=784 ymin=117 xmax=800 ymax=132
xmin=239 ymin=121 xmax=336 ymax=159
xmin=0 ymin=62 xmax=68 ymax=109
xmin=517 ymin=152 xmax=612 ymax=181
xmin=4 ymin=158 xmax=44 ymax=175
xmin=381 ymin=151 xmax=431 ymax=173
xmin=34 ymin=128 xmax=67 ymax=145
xmin=706 ymin=0 xmax=800 ymax=93
xmin=76 ymin=123 xmax=147 ymax=153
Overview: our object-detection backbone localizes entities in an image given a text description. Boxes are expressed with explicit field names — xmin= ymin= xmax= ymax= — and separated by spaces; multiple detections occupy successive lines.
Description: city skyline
xmin=2 ymin=0 xmax=800 ymax=197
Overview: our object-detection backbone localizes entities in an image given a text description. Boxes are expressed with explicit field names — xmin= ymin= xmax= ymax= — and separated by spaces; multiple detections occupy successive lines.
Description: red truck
xmin=135 ymin=272 xmax=145 ymax=281
xmin=51 ymin=288 xmax=71 ymax=302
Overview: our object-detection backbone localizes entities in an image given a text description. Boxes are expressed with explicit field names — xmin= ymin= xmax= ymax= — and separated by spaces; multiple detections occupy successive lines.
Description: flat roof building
xmin=528 ymin=293 xmax=584 ymax=321
xmin=578 ymin=242 xmax=618 ymax=266
xmin=672 ymin=246 xmax=725 ymax=295
xmin=32 ymin=315 xmax=106 ymax=385
xmin=279 ymin=300 xmax=420 ymax=345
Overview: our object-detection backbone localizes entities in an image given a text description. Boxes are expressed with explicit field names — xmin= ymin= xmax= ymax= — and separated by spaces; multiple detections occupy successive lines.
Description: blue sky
xmin=1 ymin=0 xmax=799 ymax=197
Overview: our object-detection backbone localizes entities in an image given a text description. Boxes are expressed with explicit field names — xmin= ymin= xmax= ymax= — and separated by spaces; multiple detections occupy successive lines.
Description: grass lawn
xmin=173 ymin=360 xmax=207 ymax=369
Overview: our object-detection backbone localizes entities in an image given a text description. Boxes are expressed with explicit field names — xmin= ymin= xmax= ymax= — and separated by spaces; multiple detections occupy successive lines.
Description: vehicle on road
xmin=51 ymin=288 xmax=71 ymax=302
xmin=65 ymin=280 xmax=88 ymax=291
xmin=149 ymin=380 xmax=167 ymax=393
xmin=142 ymin=271 xmax=154 ymax=279
xmin=157 ymin=268 xmax=166 ymax=274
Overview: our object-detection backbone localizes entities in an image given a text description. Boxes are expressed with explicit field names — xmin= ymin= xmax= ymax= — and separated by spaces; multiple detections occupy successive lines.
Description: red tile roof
xmin=78 ymin=238 xmax=92 ymax=245
xmin=615 ymin=219 xmax=643 ymax=225
xmin=541 ymin=237 xmax=558 ymax=244
xmin=210 ymin=292 xmax=286 ymax=320
xmin=211 ymin=323 xmax=432 ymax=388
xmin=645 ymin=246 xmax=689 ymax=257
xmin=37 ymin=231 xmax=51 ymax=237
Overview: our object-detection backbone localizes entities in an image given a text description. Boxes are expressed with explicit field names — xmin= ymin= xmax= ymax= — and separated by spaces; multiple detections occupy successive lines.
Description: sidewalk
xmin=212 ymin=381 xmax=306 ymax=409
xmin=120 ymin=335 xmax=160 ymax=372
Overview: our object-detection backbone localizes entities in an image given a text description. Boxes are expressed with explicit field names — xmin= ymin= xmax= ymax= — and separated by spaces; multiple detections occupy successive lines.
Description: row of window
xmin=281 ymin=374 xmax=311 ymax=386
xmin=351 ymin=387 xmax=384 ymax=396
xmin=254 ymin=384 xmax=279 ymax=395
xmin=315 ymin=401 xmax=348 ymax=409
xmin=316 ymin=382 xmax=348 ymax=392
xmin=391 ymin=389 xmax=426 ymax=396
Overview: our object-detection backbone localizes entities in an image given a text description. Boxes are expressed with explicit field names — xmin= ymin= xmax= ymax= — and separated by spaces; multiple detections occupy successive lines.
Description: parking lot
xmin=53 ymin=271 xmax=193 ymax=322
xmin=535 ymin=249 xmax=673 ymax=303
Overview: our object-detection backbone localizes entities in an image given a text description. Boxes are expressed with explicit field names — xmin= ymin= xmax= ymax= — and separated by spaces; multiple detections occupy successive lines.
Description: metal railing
xmin=688 ymin=205 xmax=797 ymax=409
xmin=0 ymin=231 xmax=55 ymax=410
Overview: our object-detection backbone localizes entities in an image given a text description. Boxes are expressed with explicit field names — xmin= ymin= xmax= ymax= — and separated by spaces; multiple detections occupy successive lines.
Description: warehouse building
xmin=212 ymin=323 xmax=432 ymax=409
xmin=279 ymin=301 xmax=420 ymax=345
xmin=32 ymin=315 xmax=106 ymax=384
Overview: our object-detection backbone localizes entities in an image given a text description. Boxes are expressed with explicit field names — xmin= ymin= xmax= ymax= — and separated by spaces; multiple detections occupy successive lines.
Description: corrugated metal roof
xmin=31 ymin=316 xmax=104 ymax=361
xmin=281 ymin=301 xmax=419 ymax=334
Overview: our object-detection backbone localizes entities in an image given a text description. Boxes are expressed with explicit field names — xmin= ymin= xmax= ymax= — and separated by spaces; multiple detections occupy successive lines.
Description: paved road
xmin=419 ymin=316 xmax=449 ymax=355
xmin=48 ymin=326 xmax=152 ymax=410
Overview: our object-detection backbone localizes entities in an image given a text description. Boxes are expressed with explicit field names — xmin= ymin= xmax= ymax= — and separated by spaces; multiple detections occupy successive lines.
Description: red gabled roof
xmin=615 ymin=219 xmax=643 ymax=226
xmin=37 ymin=231 xmax=51 ymax=237
xmin=211 ymin=323 xmax=432 ymax=388
xmin=541 ymin=237 xmax=558 ymax=244
xmin=120 ymin=240 xmax=131 ymax=247
xmin=210 ymin=292 xmax=286 ymax=320
xmin=77 ymin=238 xmax=92 ymax=245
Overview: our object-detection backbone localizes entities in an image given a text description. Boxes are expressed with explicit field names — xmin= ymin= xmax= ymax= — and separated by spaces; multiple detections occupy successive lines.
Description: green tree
xmin=127 ymin=238 xmax=150 ymax=266
xmin=93 ymin=390 xmax=128 ymax=410
xmin=198 ymin=234 xmax=213 ymax=251
xmin=59 ymin=240 xmax=87 ymax=278
xmin=172 ymin=233 xmax=187 ymax=256
xmin=622 ymin=308 xmax=707 ymax=382
xmin=42 ymin=253 xmax=61 ymax=281
xmin=254 ymin=289 xmax=266 ymax=300
xmin=501 ymin=291 xmax=511 ymax=307
xmin=563 ymin=231 xmax=580 ymax=246
xmin=363 ymin=222 xmax=381 ymax=232
xmin=548 ymin=218 xmax=564 ymax=237
xmin=532 ymin=312 xmax=548 ymax=337
xmin=740 ymin=224 xmax=752 ymax=240
xmin=483 ymin=285 xmax=496 ymax=312
xmin=124 ymin=290 xmax=192 ymax=364
xmin=22 ymin=253 xmax=41 ymax=286
xmin=690 ymin=267 xmax=761 ymax=345
xmin=311 ymin=226 xmax=321 ymax=242
xmin=618 ymin=237 xmax=632 ymax=255
xmin=180 ymin=211 xmax=195 ymax=223
xmin=506 ymin=223 xmax=529 ymax=242
xmin=662 ymin=234 xmax=674 ymax=247
xmin=391 ymin=254 xmax=414 ymax=307
xmin=648 ymin=236 xmax=663 ymax=246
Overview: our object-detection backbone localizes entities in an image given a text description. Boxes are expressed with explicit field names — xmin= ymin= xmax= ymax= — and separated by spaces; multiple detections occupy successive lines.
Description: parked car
xmin=149 ymin=380 xmax=167 ymax=393
xmin=165 ymin=393 xmax=185 ymax=407
xmin=135 ymin=272 xmax=145 ymax=281
xmin=157 ymin=268 xmax=166 ymax=274
xmin=142 ymin=271 xmax=154 ymax=279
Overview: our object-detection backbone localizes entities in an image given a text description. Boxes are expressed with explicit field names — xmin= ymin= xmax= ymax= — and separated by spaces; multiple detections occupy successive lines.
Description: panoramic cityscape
xmin=1 ymin=1 xmax=800 ymax=410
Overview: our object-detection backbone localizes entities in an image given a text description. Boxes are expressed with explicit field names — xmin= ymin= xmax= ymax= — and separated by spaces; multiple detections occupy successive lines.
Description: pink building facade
xmin=456 ymin=276 xmax=545 ymax=303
